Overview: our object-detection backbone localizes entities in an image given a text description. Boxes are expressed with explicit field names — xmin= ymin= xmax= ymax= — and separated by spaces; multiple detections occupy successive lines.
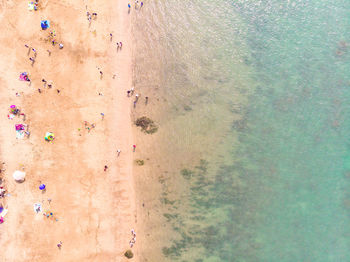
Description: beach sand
xmin=0 ymin=0 xmax=138 ymax=261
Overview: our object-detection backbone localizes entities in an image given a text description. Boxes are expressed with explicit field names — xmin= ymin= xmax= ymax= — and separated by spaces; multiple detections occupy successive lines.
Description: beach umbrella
xmin=28 ymin=2 xmax=35 ymax=11
xmin=13 ymin=170 xmax=26 ymax=182
xmin=41 ymin=20 xmax=50 ymax=30
xmin=15 ymin=124 xmax=24 ymax=131
xmin=19 ymin=72 xmax=29 ymax=81
xmin=10 ymin=105 xmax=19 ymax=115
xmin=39 ymin=184 xmax=46 ymax=190
xmin=45 ymin=132 xmax=55 ymax=141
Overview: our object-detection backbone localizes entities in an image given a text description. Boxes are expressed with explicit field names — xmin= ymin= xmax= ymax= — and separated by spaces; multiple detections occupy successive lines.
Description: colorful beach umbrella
xmin=19 ymin=72 xmax=30 ymax=81
xmin=15 ymin=124 xmax=24 ymax=131
xmin=41 ymin=20 xmax=50 ymax=30
xmin=45 ymin=132 xmax=55 ymax=141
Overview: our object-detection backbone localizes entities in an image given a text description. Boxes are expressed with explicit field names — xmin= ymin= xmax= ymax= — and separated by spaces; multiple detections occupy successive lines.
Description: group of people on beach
xmin=127 ymin=87 xmax=149 ymax=108
xmin=129 ymin=229 xmax=137 ymax=247
xmin=0 ymin=1 xmax=148 ymax=254
xmin=128 ymin=1 xmax=144 ymax=10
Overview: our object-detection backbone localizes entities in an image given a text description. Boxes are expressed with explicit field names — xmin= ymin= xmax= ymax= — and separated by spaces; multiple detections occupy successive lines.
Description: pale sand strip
xmin=0 ymin=0 xmax=138 ymax=261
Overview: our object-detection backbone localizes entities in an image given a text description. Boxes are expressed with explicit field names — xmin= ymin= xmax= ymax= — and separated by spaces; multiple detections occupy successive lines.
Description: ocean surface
xmin=131 ymin=0 xmax=350 ymax=261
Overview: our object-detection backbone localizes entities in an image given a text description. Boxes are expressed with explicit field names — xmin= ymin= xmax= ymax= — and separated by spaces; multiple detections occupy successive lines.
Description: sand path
xmin=0 ymin=0 xmax=137 ymax=261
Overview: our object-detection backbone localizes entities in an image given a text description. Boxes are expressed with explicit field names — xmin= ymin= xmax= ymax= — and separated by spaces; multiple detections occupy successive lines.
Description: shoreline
xmin=0 ymin=1 xmax=139 ymax=261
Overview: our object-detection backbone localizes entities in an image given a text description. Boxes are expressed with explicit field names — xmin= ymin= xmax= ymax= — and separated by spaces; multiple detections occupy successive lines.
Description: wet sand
xmin=0 ymin=0 xmax=138 ymax=261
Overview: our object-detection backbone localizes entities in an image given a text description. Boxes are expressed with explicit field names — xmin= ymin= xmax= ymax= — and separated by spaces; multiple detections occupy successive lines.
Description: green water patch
xmin=161 ymin=160 xmax=247 ymax=261
xmin=131 ymin=0 xmax=350 ymax=261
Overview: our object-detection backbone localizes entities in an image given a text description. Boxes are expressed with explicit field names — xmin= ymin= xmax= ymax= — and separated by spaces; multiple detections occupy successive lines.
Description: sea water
xmin=131 ymin=0 xmax=350 ymax=261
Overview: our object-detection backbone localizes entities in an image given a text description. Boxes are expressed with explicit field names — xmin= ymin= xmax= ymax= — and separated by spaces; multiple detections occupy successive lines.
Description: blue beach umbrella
xmin=39 ymin=184 xmax=46 ymax=190
xmin=41 ymin=20 xmax=50 ymax=30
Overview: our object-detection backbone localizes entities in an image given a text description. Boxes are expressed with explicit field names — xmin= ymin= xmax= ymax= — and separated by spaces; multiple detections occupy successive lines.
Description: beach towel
xmin=28 ymin=2 xmax=35 ymax=10
xmin=0 ymin=208 xmax=8 ymax=217
xmin=16 ymin=130 xmax=25 ymax=139
xmin=34 ymin=203 xmax=42 ymax=213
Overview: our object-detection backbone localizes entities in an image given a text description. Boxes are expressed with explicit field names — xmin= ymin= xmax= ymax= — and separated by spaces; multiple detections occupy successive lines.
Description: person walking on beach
xmin=127 ymin=90 xmax=131 ymax=97
xmin=57 ymin=241 xmax=62 ymax=249
xmin=145 ymin=96 xmax=148 ymax=104
xmin=133 ymin=145 xmax=136 ymax=152
xmin=104 ymin=165 xmax=108 ymax=171
xmin=117 ymin=149 xmax=121 ymax=156
xmin=100 ymin=113 xmax=105 ymax=120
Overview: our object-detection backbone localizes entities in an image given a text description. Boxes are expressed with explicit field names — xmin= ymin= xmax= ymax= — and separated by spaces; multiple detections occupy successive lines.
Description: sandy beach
xmin=0 ymin=0 xmax=139 ymax=261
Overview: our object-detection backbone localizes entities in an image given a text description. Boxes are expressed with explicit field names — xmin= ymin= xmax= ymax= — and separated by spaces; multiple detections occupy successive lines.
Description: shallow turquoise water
xmin=132 ymin=0 xmax=350 ymax=261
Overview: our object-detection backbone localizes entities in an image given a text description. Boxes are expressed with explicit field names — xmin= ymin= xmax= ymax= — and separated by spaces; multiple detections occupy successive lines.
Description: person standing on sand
xmin=117 ymin=149 xmax=121 ymax=156
xmin=145 ymin=96 xmax=149 ymax=104
xmin=57 ymin=241 xmax=62 ymax=249
xmin=104 ymin=165 xmax=108 ymax=171
xmin=101 ymin=113 xmax=104 ymax=120
xmin=133 ymin=145 xmax=136 ymax=152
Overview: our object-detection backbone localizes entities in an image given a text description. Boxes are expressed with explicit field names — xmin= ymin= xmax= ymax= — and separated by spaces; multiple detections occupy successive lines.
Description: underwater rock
xmin=124 ymin=250 xmax=134 ymax=259
xmin=135 ymin=116 xmax=158 ymax=134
